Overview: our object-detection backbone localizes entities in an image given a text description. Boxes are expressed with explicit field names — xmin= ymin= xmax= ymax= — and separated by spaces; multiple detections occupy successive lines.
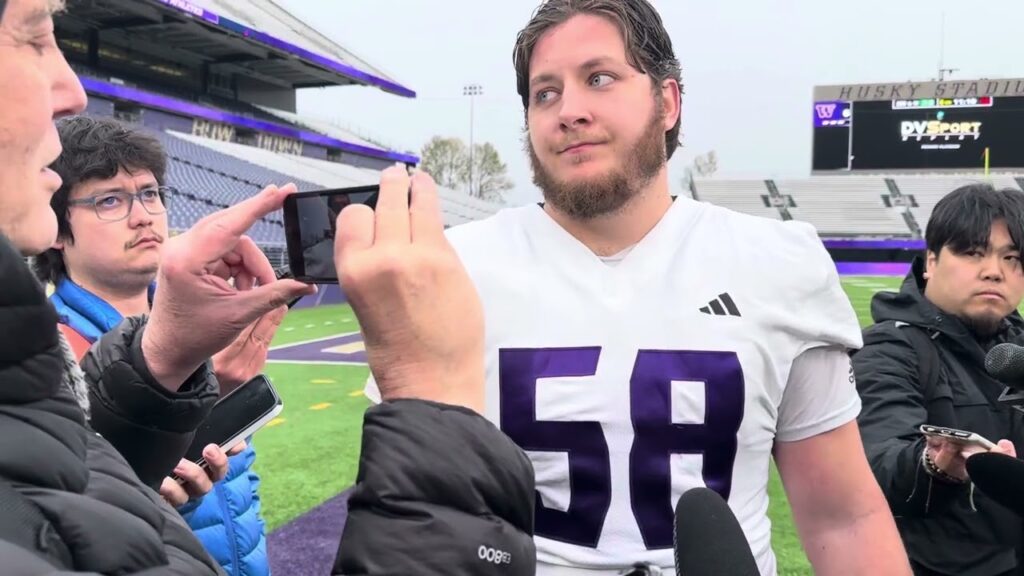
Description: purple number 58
xmin=499 ymin=347 xmax=745 ymax=550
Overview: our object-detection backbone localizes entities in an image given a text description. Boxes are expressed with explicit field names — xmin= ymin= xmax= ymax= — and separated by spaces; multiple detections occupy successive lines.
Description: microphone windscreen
xmin=966 ymin=452 xmax=1024 ymax=516
xmin=984 ymin=342 xmax=1024 ymax=382
xmin=674 ymin=487 xmax=759 ymax=576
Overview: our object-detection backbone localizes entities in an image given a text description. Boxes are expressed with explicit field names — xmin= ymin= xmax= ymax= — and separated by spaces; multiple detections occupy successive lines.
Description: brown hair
xmin=512 ymin=0 xmax=683 ymax=159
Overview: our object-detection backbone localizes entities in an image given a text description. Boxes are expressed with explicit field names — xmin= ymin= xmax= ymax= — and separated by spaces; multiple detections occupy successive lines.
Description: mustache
xmin=125 ymin=231 xmax=165 ymax=249
xmin=551 ymin=132 xmax=610 ymax=154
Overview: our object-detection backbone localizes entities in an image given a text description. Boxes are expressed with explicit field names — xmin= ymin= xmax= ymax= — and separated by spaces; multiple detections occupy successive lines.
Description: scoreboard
xmin=812 ymin=80 xmax=1024 ymax=172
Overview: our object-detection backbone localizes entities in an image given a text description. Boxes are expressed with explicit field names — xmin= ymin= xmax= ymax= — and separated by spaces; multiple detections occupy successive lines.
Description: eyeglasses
xmin=67 ymin=186 xmax=173 ymax=222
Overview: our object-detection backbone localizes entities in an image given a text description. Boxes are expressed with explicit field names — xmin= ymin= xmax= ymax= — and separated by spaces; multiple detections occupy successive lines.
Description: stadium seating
xmin=158 ymin=132 xmax=318 ymax=244
xmin=775 ymin=176 xmax=911 ymax=237
xmin=895 ymin=174 xmax=1022 ymax=230
xmin=694 ymin=174 xmax=1024 ymax=239
xmin=159 ymin=131 xmax=321 ymax=195
xmin=167 ymin=131 xmax=376 ymax=188
xmin=166 ymin=131 xmax=502 ymax=227
xmin=692 ymin=179 xmax=780 ymax=220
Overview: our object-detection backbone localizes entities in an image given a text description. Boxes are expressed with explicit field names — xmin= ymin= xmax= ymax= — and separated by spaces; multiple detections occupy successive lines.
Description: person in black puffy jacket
xmin=2 ymin=1 xmax=537 ymax=574
xmin=0 ymin=232 xmax=224 ymax=574
xmin=854 ymin=185 xmax=1024 ymax=576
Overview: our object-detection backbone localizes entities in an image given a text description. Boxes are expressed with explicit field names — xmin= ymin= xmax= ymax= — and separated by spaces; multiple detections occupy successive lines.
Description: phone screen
xmin=283 ymin=186 xmax=379 ymax=283
xmin=183 ymin=374 xmax=283 ymax=464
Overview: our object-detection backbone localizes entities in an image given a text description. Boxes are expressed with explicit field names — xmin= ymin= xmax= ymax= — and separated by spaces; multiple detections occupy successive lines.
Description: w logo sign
xmin=815 ymin=103 xmax=837 ymax=119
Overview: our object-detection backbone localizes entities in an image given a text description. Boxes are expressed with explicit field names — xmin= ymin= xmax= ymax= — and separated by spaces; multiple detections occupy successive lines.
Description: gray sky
xmin=276 ymin=0 xmax=1024 ymax=206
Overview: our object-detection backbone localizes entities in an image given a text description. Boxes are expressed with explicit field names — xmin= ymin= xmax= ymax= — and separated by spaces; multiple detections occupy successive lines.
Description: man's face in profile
xmin=0 ymin=0 xmax=86 ymax=255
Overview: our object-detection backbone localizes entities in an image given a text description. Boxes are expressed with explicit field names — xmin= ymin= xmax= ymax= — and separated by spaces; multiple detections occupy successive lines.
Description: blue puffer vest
xmin=50 ymin=278 xmax=270 ymax=576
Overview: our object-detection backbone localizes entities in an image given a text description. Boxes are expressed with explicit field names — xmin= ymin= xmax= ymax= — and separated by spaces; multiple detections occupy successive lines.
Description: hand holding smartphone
xmin=173 ymin=374 xmax=284 ymax=483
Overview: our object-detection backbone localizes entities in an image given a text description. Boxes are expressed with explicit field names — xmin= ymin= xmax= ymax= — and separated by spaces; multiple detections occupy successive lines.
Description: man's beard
xmin=961 ymin=311 xmax=1005 ymax=338
xmin=527 ymin=101 xmax=667 ymax=220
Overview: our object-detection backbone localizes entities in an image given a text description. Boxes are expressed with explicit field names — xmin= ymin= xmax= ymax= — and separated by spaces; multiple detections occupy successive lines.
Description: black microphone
xmin=673 ymin=487 xmax=759 ymax=576
xmin=983 ymin=343 xmax=1024 ymax=411
xmin=984 ymin=342 xmax=1024 ymax=383
xmin=965 ymin=452 xmax=1024 ymax=516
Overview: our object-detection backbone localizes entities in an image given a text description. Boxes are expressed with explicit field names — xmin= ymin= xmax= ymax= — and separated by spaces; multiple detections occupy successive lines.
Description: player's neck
xmin=545 ymin=170 xmax=673 ymax=257
xmin=68 ymin=272 xmax=152 ymax=318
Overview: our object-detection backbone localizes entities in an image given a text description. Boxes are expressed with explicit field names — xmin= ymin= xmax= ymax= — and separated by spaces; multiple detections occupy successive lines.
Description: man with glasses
xmin=33 ymin=115 xmax=276 ymax=576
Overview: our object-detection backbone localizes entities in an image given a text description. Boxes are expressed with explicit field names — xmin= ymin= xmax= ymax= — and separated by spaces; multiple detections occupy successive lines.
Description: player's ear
xmin=659 ymin=78 xmax=681 ymax=131
xmin=924 ymin=250 xmax=939 ymax=280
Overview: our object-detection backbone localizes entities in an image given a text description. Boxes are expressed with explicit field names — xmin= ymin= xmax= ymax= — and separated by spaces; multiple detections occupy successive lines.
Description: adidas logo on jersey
xmin=699 ymin=293 xmax=741 ymax=317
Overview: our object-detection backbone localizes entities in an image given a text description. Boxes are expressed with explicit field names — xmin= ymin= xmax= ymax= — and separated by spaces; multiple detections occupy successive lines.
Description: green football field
xmin=252 ymin=275 xmax=905 ymax=575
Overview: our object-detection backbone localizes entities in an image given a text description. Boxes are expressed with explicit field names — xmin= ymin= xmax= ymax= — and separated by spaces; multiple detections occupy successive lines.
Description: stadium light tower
xmin=463 ymin=83 xmax=483 ymax=196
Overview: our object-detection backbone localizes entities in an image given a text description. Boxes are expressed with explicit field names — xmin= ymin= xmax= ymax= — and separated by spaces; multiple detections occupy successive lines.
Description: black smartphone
xmin=282 ymin=185 xmax=381 ymax=284
xmin=175 ymin=374 xmax=284 ymax=482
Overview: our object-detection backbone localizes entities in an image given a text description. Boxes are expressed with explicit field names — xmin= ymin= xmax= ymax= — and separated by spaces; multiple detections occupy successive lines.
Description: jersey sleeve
xmin=772 ymin=220 xmax=863 ymax=354
xmin=768 ymin=221 xmax=863 ymax=441
xmin=776 ymin=345 xmax=861 ymax=442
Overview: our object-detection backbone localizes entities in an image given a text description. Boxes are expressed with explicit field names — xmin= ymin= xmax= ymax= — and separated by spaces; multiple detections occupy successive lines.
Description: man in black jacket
xmin=0 ymin=0 xmax=536 ymax=573
xmin=854 ymin=183 xmax=1024 ymax=576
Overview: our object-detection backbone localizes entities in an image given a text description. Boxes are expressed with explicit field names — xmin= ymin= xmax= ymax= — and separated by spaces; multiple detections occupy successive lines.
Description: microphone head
xmin=985 ymin=342 xmax=1024 ymax=383
xmin=674 ymin=487 xmax=759 ymax=576
xmin=966 ymin=452 xmax=1024 ymax=516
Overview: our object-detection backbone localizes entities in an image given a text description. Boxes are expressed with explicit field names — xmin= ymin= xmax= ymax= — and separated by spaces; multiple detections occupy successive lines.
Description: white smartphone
xmin=174 ymin=374 xmax=283 ymax=483
xmin=920 ymin=424 xmax=997 ymax=451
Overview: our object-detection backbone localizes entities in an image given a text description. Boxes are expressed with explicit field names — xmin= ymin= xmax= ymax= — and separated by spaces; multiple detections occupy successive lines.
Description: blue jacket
xmin=50 ymin=278 xmax=271 ymax=576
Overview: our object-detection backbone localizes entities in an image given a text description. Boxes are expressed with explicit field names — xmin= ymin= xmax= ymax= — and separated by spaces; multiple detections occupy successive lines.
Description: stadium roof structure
xmin=79 ymin=76 xmax=420 ymax=165
xmin=57 ymin=0 xmax=415 ymax=97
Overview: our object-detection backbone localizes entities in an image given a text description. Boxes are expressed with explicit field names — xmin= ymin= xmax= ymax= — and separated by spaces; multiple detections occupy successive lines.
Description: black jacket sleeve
xmin=333 ymin=400 xmax=536 ymax=576
xmin=80 ymin=316 xmax=219 ymax=490
xmin=853 ymin=324 xmax=964 ymax=517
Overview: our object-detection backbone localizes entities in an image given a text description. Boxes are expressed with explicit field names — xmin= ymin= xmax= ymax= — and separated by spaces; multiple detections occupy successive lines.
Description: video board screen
xmin=812 ymin=96 xmax=1024 ymax=171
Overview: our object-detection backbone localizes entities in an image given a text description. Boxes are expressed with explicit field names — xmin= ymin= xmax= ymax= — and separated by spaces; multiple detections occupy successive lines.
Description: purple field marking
xmin=835 ymin=261 xmax=911 ymax=276
xmin=268 ymin=333 xmax=366 ymax=364
xmin=822 ymin=238 xmax=925 ymax=250
xmin=268 ymin=488 xmax=351 ymax=576
xmin=291 ymin=285 xmax=349 ymax=309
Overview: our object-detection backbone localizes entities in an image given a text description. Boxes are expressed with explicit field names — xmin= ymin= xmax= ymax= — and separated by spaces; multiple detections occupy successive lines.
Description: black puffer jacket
xmin=0 ymin=233 xmax=222 ymax=574
xmin=334 ymin=399 xmax=537 ymax=575
xmin=853 ymin=257 xmax=1024 ymax=576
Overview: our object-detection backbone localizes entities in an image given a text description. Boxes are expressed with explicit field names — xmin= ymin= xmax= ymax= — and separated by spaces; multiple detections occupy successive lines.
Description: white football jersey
xmin=366 ymin=196 xmax=863 ymax=575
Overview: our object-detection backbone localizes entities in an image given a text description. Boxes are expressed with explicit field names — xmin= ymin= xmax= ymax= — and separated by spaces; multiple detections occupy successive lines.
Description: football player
xmin=368 ymin=1 xmax=911 ymax=574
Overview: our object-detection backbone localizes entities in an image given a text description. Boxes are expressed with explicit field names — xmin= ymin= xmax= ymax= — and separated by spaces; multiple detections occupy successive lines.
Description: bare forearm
xmin=800 ymin=506 xmax=910 ymax=575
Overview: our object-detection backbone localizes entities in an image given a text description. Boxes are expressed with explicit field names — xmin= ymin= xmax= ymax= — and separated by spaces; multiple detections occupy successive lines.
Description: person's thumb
xmin=995 ymin=439 xmax=1017 ymax=458
xmin=234 ymin=280 xmax=315 ymax=326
